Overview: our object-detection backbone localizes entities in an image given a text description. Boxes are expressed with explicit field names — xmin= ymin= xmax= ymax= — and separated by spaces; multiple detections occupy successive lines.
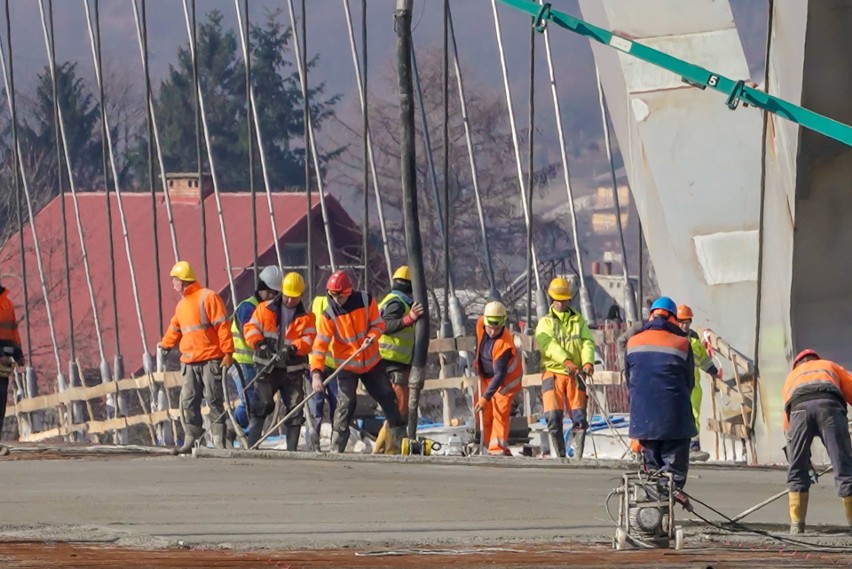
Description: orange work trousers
xmin=541 ymin=371 xmax=588 ymax=438
xmin=478 ymin=377 xmax=521 ymax=455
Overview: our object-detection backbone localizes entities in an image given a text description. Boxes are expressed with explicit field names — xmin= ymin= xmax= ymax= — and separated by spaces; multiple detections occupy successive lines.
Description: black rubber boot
xmin=571 ymin=429 xmax=587 ymax=460
xmin=172 ymin=426 xmax=203 ymax=455
xmin=285 ymin=426 xmax=301 ymax=451
xmin=330 ymin=430 xmax=349 ymax=453
xmin=549 ymin=434 xmax=566 ymax=458
xmin=210 ymin=423 xmax=226 ymax=449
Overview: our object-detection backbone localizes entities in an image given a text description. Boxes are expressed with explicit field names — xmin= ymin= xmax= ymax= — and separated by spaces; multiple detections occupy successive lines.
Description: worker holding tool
xmin=625 ymin=296 xmax=695 ymax=506
xmin=307 ymin=294 xmax=338 ymax=451
xmin=159 ymin=261 xmax=234 ymax=454
xmin=310 ymin=270 xmax=406 ymax=453
xmin=373 ymin=266 xmax=424 ymax=454
xmin=472 ymin=301 xmax=522 ymax=456
xmin=0 ymin=279 xmax=24 ymax=457
xmin=782 ymin=349 xmax=852 ymax=534
xmin=227 ymin=266 xmax=284 ymax=445
xmin=243 ymin=272 xmax=316 ymax=451
xmin=676 ymin=304 xmax=722 ymax=462
xmin=535 ymin=276 xmax=596 ymax=459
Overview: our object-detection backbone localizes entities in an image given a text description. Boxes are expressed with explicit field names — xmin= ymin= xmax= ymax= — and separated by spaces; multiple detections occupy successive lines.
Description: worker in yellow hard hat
xmin=535 ymin=276 xmax=596 ymax=459
xmin=243 ymin=272 xmax=316 ymax=451
xmin=159 ymin=261 xmax=234 ymax=454
xmin=373 ymin=266 xmax=424 ymax=454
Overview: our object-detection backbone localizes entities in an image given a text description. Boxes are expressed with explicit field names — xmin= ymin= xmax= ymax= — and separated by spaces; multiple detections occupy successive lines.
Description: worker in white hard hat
xmin=226 ymin=266 xmax=285 ymax=446
xmin=473 ymin=301 xmax=522 ymax=455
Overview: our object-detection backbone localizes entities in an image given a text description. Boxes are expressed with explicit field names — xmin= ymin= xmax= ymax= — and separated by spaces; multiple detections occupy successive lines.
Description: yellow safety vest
xmin=312 ymin=295 xmax=337 ymax=370
xmin=231 ymin=296 xmax=259 ymax=365
xmin=378 ymin=291 xmax=414 ymax=366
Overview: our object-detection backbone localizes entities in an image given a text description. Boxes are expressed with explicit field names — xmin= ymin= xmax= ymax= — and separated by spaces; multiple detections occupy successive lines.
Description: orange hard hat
xmin=326 ymin=270 xmax=353 ymax=295
xmin=793 ymin=349 xmax=820 ymax=368
xmin=676 ymin=304 xmax=694 ymax=321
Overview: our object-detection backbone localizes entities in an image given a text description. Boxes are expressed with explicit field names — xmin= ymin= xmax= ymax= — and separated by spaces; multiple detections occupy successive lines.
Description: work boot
xmin=330 ymin=431 xmax=349 ymax=453
xmin=0 ymin=444 xmax=9 ymax=457
xmin=549 ymin=434 xmax=566 ymax=458
xmin=843 ymin=496 xmax=852 ymax=532
xmin=673 ymin=489 xmax=693 ymax=512
xmin=210 ymin=423 xmax=226 ymax=449
xmin=789 ymin=491 xmax=808 ymax=534
xmin=309 ymin=430 xmax=321 ymax=452
xmin=225 ymin=426 xmax=237 ymax=449
xmin=570 ymin=429 xmax=587 ymax=460
xmin=689 ymin=439 xmax=710 ymax=462
xmin=172 ymin=426 xmax=203 ymax=455
xmin=372 ymin=423 xmax=389 ymax=455
xmin=285 ymin=425 xmax=301 ymax=452
xmin=246 ymin=417 xmax=265 ymax=449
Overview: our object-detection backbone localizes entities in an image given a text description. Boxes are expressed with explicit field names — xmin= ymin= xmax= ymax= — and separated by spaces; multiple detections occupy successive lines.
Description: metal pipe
xmin=361 ymin=0 xmax=369 ymax=290
xmin=442 ymin=0 xmax=450 ymax=331
xmin=190 ymin=0 xmax=208 ymax=284
xmin=525 ymin=17 xmax=535 ymax=328
xmin=245 ymin=0 xmax=258 ymax=284
xmin=301 ymin=0 xmax=313 ymax=292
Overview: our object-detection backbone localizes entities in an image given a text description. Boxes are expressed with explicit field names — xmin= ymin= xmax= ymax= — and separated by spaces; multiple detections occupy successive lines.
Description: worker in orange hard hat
xmin=310 ymin=270 xmax=405 ymax=453
xmin=473 ymin=301 xmax=522 ymax=455
xmin=676 ymin=304 xmax=723 ymax=463
xmin=782 ymin=349 xmax=852 ymax=535
xmin=0 ymin=278 xmax=24 ymax=457
xmin=159 ymin=261 xmax=234 ymax=454
xmin=535 ymin=276 xmax=596 ymax=459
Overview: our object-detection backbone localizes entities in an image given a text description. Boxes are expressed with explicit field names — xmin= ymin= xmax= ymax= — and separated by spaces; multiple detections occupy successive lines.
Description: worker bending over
xmin=625 ymin=296 xmax=695 ymax=506
xmin=160 ymin=261 xmax=234 ymax=454
xmin=374 ymin=266 xmax=424 ymax=454
xmin=0 ymin=280 xmax=24 ymax=457
xmin=310 ymin=271 xmax=406 ymax=453
xmin=782 ymin=349 xmax=852 ymax=534
xmin=473 ymin=302 xmax=522 ymax=455
xmin=676 ymin=304 xmax=722 ymax=462
xmin=243 ymin=272 xmax=316 ymax=451
xmin=535 ymin=276 xmax=596 ymax=458
xmin=228 ymin=266 xmax=284 ymax=445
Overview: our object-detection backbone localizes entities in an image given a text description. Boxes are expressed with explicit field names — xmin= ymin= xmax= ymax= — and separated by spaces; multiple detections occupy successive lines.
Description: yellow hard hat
xmin=282 ymin=272 xmax=306 ymax=298
xmin=170 ymin=261 xmax=197 ymax=282
xmin=483 ymin=301 xmax=508 ymax=325
xmin=547 ymin=276 xmax=572 ymax=301
xmin=392 ymin=265 xmax=412 ymax=281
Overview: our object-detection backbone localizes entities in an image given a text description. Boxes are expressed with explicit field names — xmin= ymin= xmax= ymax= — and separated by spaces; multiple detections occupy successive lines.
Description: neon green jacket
xmin=688 ymin=331 xmax=718 ymax=382
xmin=535 ymin=306 xmax=596 ymax=374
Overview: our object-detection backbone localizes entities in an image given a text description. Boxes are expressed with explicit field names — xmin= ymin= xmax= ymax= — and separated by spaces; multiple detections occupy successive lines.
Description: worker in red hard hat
xmin=675 ymin=304 xmax=723 ymax=463
xmin=310 ymin=270 xmax=406 ymax=453
xmin=782 ymin=349 xmax=852 ymax=535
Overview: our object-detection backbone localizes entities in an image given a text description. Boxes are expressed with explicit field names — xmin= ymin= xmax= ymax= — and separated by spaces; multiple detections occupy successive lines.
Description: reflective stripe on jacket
xmin=244 ymin=297 xmax=316 ymax=358
xmin=231 ymin=296 xmax=260 ymax=364
xmin=378 ymin=291 xmax=414 ymax=365
xmin=311 ymin=296 xmax=337 ymax=370
xmin=688 ymin=331 xmax=718 ymax=384
xmin=782 ymin=359 xmax=852 ymax=429
xmin=534 ymin=306 xmax=596 ymax=374
xmin=0 ymin=288 xmax=22 ymax=355
xmin=474 ymin=316 xmax=522 ymax=398
xmin=310 ymin=291 xmax=384 ymax=374
xmin=160 ymin=282 xmax=234 ymax=363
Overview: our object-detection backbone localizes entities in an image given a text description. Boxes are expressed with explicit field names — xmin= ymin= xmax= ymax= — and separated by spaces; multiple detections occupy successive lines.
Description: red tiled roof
xmin=0 ymin=191 xmax=357 ymax=385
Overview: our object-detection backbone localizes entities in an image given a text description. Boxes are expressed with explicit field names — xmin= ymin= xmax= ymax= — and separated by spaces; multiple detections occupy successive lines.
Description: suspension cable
xmin=442 ymin=0 xmax=450 ymax=329
xmin=190 ymin=0 xmax=208 ymax=284
xmin=243 ymin=0 xmax=258 ymax=282
xmin=525 ymin=17 xmax=535 ymax=329
xmin=342 ymin=0 xmax=393 ymax=282
xmin=231 ymin=0 xmax=282 ymax=270
xmin=301 ymin=0 xmax=313 ymax=289
xmin=79 ymin=0 xmax=151 ymax=361
xmin=285 ymin=0 xmax=337 ymax=272
xmin=181 ymin=0 xmax=239 ymax=310
xmin=130 ymin=0 xmax=179 ymax=263
xmin=447 ymin=4 xmax=499 ymax=301
xmin=361 ymin=0 xmax=369 ymax=289
xmin=0 ymin=11 xmax=63 ymax=379
xmin=490 ymin=0 xmax=541 ymax=290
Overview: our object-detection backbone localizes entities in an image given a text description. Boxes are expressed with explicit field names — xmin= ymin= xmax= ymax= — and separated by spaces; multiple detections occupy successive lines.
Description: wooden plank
xmin=707 ymin=418 xmax=751 ymax=438
xmin=711 ymin=377 xmax=749 ymax=406
xmin=19 ymin=427 xmax=64 ymax=443
xmin=427 ymin=336 xmax=477 ymax=354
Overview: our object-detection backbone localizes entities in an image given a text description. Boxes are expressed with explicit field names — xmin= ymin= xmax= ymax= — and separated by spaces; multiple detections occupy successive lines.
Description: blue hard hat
xmin=650 ymin=296 xmax=677 ymax=315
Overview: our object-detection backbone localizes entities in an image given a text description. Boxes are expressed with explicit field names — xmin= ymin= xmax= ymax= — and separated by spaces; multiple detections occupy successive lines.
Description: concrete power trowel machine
xmin=610 ymin=471 xmax=685 ymax=550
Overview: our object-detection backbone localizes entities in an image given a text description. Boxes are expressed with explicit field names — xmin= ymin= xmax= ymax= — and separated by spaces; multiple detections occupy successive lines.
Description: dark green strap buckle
xmin=533 ymin=3 xmax=552 ymax=33
xmin=725 ymin=79 xmax=746 ymax=110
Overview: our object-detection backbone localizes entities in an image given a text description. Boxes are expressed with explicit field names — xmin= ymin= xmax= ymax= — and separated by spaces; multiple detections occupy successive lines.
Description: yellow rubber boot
xmin=789 ymin=491 xmax=808 ymax=534
xmin=843 ymin=496 xmax=852 ymax=530
xmin=372 ymin=423 xmax=388 ymax=454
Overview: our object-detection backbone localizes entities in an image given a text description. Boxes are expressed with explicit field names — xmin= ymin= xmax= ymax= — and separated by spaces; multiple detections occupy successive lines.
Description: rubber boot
xmin=172 ymin=426 xmax=203 ymax=455
xmin=285 ymin=425 xmax=301 ymax=452
xmin=550 ymin=434 xmax=566 ymax=458
xmin=330 ymin=430 xmax=349 ymax=453
xmin=789 ymin=491 xmax=808 ymax=534
xmin=571 ymin=429 xmax=587 ymax=460
xmin=372 ymin=423 xmax=388 ymax=455
xmin=225 ymin=426 xmax=236 ymax=449
xmin=843 ymin=496 xmax=852 ymax=532
xmin=0 ymin=444 xmax=9 ymax=457
xmin=210 ymin=423 xmax=226 ymax=449
xmin=689 ymin=438 xmax=710 ymax=462
xmin=246 ymin=416 xmax=264 ymax=449
xmin=309 ymin=430 xmax=321 ymax=452
xmin=386 ymin=426 xmax=407 ymax=455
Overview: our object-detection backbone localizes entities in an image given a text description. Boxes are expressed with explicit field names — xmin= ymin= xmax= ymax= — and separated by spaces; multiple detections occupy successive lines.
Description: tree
xmin=149 ymin=9 xmax=340 ymax=191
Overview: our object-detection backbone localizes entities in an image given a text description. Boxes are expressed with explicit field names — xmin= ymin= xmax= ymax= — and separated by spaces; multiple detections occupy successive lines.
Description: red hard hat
xmin=326 ymin=270 xmax=353 ymax=295
xmin=793 ymin=349 xmax=820 ymax=368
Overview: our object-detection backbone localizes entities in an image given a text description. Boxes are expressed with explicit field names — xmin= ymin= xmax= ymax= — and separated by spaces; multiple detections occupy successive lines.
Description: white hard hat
xmin=258 ymin=266 xmax=283 ymax=292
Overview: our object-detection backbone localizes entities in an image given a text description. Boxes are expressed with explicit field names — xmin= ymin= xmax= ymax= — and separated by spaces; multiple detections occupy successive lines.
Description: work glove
xmin=362 ymin=336 xmax=375 ymax=348
xmin=255 ymin=344 xmax=274 ymax=361
xmin=582 ymin=363 xmax=594 ymax=376
xmin=311 ymin=371 xmax=324 ymax=393
xmin=158 ymin=344 xmax=171 ymax=357
xmin=402 ymin=302 xmax=425 ymax=327
xmin=563 ymin=359 xmax=578 ymax=374
xmin=279 ymin=342 xmax=295 ymax=361
xmin=473 ymin=396 xmax=488 ymax=414
xmin=221 ymin=353 xmax=234 ymax=369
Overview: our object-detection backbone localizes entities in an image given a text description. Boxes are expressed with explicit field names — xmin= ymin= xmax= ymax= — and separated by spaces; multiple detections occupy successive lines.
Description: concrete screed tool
xmin=610 ymin=471 xmax=685 ymax=551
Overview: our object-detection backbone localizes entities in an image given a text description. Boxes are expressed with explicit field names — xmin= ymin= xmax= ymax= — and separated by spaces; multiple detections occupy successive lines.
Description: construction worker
xmin=0 ymin=280 xmax=24 ymax=457
xmin=782 ymin=349 xmax=852 ymax=534
xmin=373 ymin=265 xmax=424 ymax=453
xmin=472 ymin=301 xmax=522 ymax=456
xmin=159 ymin=261 xmax=234 ymax=454
xmin=535 ymin=276 xmax=596 ymax=458
xmin=228 ymin=266 xmax=284 ymax=444
xmin=625 ymin=296 xmax=695 ymax=504
xmin=310 ymin=270 xmax=405 ymax=453
xmin=307 ymin=294 xmax=338 ymax=451
xmin=676 ymin=304 xmax=722 ymax=462
xmin=243 ymin=272 xmax=316 ymax=451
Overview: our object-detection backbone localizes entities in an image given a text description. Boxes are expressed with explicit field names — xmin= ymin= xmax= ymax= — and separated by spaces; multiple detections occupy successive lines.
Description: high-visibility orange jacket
xmin=0 ymin=287 xmax=23 ymax=361
xmin=782 ymin=358 xmax=852 ymax=429
xmin=160 ymin=282 xmax=234 ymax=363
xmin=310 ymin=291 xmax=384 ymax=374
xmin=243 ymin=296 xmax=317 ymax=358
xmin=474 ymin=316 xmax=522 ymax=400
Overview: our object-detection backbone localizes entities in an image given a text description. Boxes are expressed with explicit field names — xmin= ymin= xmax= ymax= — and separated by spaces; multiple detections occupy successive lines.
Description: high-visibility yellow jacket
xmin=378 ymin=291 xmax=414 ymax=366
xmin=535 ymin=306 xmax=595 ymax=374
xmin=688 ymin=331 xmax=718 ymax=384
xmin=311 ymin=295 xmax=336 ymax=370
xmin=231 ymin=296 xmax=260 ymax=365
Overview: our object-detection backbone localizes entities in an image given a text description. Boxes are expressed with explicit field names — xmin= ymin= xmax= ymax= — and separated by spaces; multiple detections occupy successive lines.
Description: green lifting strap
xmin=498 ymin=0 xmax=852 ymax=148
